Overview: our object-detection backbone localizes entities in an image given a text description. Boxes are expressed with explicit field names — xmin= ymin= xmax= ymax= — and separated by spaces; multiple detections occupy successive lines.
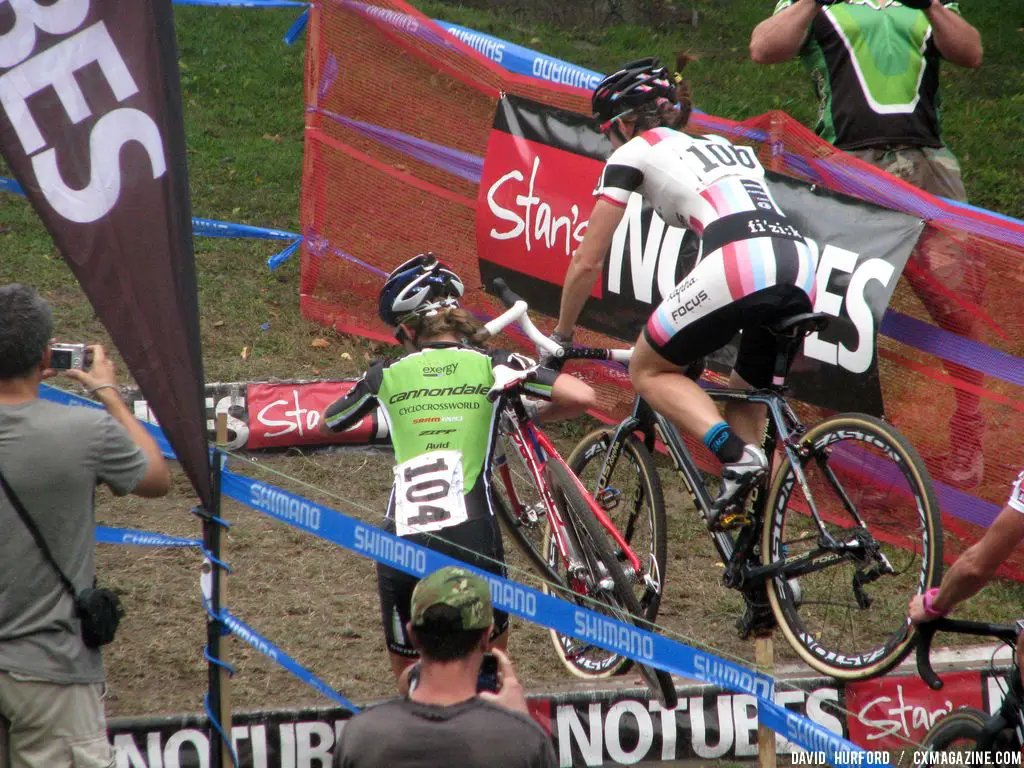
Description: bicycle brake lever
xmin=915 ymin=621 xmax=944 ymax=691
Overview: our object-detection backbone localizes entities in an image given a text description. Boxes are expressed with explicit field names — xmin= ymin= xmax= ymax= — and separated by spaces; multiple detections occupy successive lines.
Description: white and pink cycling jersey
xmin=1009 ymin=470 xmax=1024 ymax=514
xmin=594 ymin=128 xmax=817 ymax=301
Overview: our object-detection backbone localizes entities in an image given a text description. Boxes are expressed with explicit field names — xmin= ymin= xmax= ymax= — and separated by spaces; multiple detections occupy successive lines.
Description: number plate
xmin=393 ymin=450 xmax=468 ymax=536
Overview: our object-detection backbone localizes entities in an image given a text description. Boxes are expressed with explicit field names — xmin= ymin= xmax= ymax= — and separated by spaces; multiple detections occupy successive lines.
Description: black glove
xmin=897 ymin=0 xmax=933 ymax=8
xmin=815 ymin=0 xmax=843 ymax=5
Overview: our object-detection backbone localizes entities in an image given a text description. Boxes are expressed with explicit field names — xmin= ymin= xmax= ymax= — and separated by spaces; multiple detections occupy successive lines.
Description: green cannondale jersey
xmin=323 ymin=343 xmax=556 ymax=536
xmin=774 ymin=0 xmax=962 ymax=150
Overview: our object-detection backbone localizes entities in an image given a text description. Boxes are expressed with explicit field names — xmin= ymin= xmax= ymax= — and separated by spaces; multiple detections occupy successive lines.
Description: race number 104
xmin=793 ymin=751 xmax=891 ymax=765
xmin=913 ymin=752 xmax=1023 ymax=765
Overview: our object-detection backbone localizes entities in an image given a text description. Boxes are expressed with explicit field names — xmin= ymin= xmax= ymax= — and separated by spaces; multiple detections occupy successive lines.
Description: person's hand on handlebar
xmin=539 ymin=329 xmax=572 ymax=370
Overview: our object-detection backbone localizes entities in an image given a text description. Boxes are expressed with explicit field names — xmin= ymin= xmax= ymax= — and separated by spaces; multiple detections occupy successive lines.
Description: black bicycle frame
xmin=596 ymin=385 xmax=874 ymax=591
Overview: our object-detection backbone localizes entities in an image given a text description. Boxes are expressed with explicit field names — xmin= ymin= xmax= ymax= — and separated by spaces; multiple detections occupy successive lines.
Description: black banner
xmin=0 ymin=1 xmax=211 ymax=504
xmin=477 ymin=95 xmax=924 ymax=414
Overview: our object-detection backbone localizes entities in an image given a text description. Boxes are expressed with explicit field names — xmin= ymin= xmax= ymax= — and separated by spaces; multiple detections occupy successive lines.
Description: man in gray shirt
xmin=334 ymin=566 xmax=556 ymax=768
xmin=0 ymin=284 xmax=171 ymax=768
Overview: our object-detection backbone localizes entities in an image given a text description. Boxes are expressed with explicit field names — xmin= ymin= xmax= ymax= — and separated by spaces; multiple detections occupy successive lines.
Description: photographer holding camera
xmin=0 ymin=284 xmax=170 ymax=768
xmin=333 ymin=566 xmax=555 ymax=768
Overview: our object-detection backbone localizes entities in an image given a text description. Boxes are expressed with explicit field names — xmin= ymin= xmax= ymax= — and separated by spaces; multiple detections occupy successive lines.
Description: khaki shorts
xmin=0 ymin=671 xmax=113 ymax=768
xmin=847 ymin=144 xmax=968 ymax=203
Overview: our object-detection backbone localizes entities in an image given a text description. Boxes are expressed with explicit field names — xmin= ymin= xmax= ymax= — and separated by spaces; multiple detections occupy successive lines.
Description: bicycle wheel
xmin=763 ymin=412 xmax=942 ymax=680
xmin=920 ymin=708 xmax=1019 ymax=764
xmin=546 ymin=460 xmax=678 ymax=708
xmin=559 ymin=428 xmax=668 ymax=679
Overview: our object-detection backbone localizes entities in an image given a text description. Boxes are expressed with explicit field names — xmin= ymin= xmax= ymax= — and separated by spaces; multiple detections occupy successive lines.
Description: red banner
xmin=246 ymin=382 xmax=384 ymax=449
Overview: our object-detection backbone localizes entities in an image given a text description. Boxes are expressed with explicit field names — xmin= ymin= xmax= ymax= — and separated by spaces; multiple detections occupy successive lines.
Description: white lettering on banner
xmin=486 ymin=156 xmax=587 ymax=255
xmin=693 ymin=653 xmax=773 ymax=699
xmin=0 ymin=17 xmax=167 ymax=223
xmin=805 ymin=244 xmax=895 ymax=374
xmin=257 ymin=389 xmax=322 ymax=439
xmin=486 ymin=575 xmax=538 ymax=618
xmin=987 ymin=674 xmax=1008 ymax=713
xmin=224 ymin=615 xmax=280 ymax=662
xmin=295 ymin=720 xmax=334 ymax=767
xmin=244 ymin=724 xmax=270 ymax=768
xmin=531 ymin=58 xmax=601 ymax=90
xmin=279 ymin=724 xmax=296 ymax=768
xmin=649 ymin=699 xmax=686 ymax=761
xmin=163 ymin=729 xmax=210 ymax=768
xmin=353 ymin=525 xmax=428 ymax=575
xmin=605 ymin=700 xmax=654 ymax=765
xmin=691 ymin=694 xmax=734 ymax=759
xmin=557 ymin=703 xmax=603 ymax=768
xmin=784 ymin=710 xmax=847 ymax=760
xmin=248 ymin=483 xmax=322 ymax=531
xmin=857 ymin=684 xmax=953 ymax=742
xmin=134 ymin=393 xmax=249 ymax=450
xmin=607 ymin=194 xmax=685 ymax=304
xmin=0 ymin=0 xmax=89 ymax=69
xmin=733 ymin=694 xmax=759 ymax=757
xmin=113 ymin=731 xmax=162 ymax=768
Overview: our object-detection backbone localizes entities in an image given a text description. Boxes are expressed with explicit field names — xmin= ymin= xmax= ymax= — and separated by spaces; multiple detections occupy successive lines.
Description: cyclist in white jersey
xmin=552 ymin=56 xmax=818 ymax=530
xmin=909 ymin=469 xmax=1024 ymax=624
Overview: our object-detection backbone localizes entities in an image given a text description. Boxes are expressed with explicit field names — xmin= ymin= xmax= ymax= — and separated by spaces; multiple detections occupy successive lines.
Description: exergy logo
xmin=422 ymin=362 xmax=458 ymax=378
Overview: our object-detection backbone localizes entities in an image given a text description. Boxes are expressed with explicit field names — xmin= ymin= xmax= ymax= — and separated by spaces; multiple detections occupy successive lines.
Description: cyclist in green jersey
xmin=320 ymin=253 xmax=597 ymax=688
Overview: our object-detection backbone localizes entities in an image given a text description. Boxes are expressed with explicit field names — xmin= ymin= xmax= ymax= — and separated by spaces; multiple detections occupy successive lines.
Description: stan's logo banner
xmin=0 ymin=0 xmax=211 ymax=504
xmin=477 ymin=95 xmax=924 ymax=414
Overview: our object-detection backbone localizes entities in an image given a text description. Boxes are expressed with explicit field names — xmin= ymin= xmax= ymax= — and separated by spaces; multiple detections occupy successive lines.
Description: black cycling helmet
xmin=377 ymin=252 xmax=465 ymax=328
xmin=592 ymin=57 xmax=678 ymax=129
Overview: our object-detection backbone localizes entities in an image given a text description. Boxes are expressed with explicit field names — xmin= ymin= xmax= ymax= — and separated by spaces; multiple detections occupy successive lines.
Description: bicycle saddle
xmin=769 ymin=311 xmax=831 ymax=336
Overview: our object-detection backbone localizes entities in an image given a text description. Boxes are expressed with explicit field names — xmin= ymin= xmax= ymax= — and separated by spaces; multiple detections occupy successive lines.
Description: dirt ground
xmin=97 ymin=417 xmax=1021 ymax=722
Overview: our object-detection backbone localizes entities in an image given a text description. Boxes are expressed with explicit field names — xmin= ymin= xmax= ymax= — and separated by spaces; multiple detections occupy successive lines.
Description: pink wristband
xmin=922 ymin=587 xmax=946 ymax=619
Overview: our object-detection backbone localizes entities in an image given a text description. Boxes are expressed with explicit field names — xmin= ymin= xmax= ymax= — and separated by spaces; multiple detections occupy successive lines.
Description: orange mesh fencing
xmin=301 ymin=0 xmax=1024 ymax=578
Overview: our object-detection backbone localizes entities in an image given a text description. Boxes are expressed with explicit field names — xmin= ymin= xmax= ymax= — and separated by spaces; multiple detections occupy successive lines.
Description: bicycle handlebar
xmin=915 ymin=617 xmax=1021 ymax=691
xmin=485 ymin=278 xmax=633 ymax=364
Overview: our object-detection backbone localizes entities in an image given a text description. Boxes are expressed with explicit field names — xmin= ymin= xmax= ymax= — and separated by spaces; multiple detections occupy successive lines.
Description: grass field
xmin=1 ymin=0 xmax=1023 ymax=731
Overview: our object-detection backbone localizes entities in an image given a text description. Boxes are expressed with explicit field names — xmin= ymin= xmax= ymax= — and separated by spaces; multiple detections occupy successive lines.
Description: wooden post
xmin=216 ymin=411 xmax=228 ymax=446
xmin=756 ymin=634 xmax=777 ymax=768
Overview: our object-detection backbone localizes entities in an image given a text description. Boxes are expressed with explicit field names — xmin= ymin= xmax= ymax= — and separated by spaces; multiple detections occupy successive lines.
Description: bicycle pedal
xmin=709 ymin=510 xmax=753 ymax=532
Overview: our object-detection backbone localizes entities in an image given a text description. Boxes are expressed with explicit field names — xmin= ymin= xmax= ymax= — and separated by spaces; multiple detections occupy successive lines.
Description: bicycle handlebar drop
xmin=915 ymin=617 xmax=1022 ymax=692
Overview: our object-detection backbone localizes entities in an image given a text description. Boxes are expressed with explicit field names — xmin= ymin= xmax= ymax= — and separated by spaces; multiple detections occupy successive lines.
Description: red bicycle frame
xmin=495 ymin=413 xmax=644 ymax=578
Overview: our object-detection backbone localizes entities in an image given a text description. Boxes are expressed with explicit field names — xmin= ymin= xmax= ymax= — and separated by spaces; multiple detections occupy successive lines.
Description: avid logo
xmin=486 ymin=155 xmax=588 ymax=256
xmin=423 ymin=362 xmax=458 ymax=378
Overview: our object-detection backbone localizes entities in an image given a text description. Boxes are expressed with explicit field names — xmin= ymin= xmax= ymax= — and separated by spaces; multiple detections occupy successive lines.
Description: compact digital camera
xmin=49 ymin=343 xmax=91 ymax=370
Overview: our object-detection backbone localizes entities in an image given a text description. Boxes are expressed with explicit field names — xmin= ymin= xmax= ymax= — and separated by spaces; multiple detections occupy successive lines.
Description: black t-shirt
xmin=333 ymin=696 xmax=556 ymax=768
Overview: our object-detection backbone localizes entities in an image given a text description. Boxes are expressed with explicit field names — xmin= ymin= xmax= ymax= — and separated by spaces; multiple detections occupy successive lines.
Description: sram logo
xmin=805 ymin=244 xmax=896 ymax=375
xmin=0 ymin=0 xmax=167 ymax=223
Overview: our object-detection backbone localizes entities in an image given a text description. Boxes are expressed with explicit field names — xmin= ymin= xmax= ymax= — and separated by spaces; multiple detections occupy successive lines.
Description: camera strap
xmin=0 ymin=468 xmax=80 ymax=599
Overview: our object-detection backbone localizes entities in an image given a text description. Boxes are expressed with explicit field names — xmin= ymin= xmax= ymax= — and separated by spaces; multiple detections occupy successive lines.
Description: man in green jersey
xmin=750 ymin=0 xmax=986 ymax=487
xmin=321 ymin=254 xmax=596 ymax=688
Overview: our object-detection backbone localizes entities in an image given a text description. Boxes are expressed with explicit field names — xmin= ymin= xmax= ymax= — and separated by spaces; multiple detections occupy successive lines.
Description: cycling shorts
xmin=377 ymin=484 xmax=508 ymax=658
xmin=644 ymin=235 xmax=816 ymax=387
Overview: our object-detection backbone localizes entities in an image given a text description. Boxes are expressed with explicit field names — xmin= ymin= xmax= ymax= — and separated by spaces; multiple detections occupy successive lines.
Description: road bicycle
xmin=479 ymin=281 xmax=676 ymax=707
xmin=916 ymin=617 xmax=1023 ymax=760
xmin=556 ymin=294 xmax=942 ymax=681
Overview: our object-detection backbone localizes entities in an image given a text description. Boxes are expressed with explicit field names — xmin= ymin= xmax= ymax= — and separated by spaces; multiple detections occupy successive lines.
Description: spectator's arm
xmin=909 ymin=504 xmax=1024 ymax=623
xmin=926 ymin=2 xmax=982 ymax=69
xmin=66 ymin=345 xmax=170 ymax=498
xmin=750 ymin=0 xmax=818 ymax=65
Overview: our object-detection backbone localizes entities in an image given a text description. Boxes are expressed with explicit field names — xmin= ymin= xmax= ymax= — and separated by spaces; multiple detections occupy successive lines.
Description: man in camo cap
xmin=410 ymin=566 xmax=492 ymax=631
xmin=334 ymin=566 xmax=556 ymax=768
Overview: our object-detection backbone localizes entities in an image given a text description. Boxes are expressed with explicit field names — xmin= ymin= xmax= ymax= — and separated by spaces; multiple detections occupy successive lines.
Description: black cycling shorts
xmin=644 ymin=237 xmax=814 ymax=387
xmin=377 ymin=486 xmax=508 ymax=658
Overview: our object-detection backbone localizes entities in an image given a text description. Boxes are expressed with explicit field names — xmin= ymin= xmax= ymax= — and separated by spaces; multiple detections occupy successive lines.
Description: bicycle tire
xmin=920 ymin=708 xmax=1019 ymax=763
xmin=546 ymin=460 xmax=678 ymax=709
xmin=556 ymin=428 xmax=667 ymax=679
xmin=763 ymin=412 xmax=942 ymax=680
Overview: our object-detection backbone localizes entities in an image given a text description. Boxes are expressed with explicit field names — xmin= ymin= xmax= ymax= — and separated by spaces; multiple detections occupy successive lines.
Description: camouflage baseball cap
xmin=410 ymin=567 xmax=492 ymax=630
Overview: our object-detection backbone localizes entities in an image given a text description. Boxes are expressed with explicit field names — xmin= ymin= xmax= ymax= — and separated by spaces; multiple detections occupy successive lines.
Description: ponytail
xmin=632 ymin=51 xmax=696 ymax=132
xmin=406 ymin=306 xmax=489 ymax=346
